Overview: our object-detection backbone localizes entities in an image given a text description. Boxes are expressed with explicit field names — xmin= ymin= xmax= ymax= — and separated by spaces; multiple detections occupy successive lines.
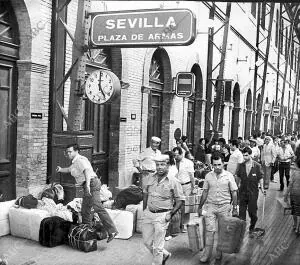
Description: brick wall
xmin=12 ymin=0 xmax=52 ymax=196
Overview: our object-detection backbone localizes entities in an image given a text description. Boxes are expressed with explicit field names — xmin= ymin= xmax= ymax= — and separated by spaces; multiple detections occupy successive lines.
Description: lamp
xmin=236 ymin=56 xmax=248 ymax=63
xmin=255 ymin=59 xmax=264 ymax=67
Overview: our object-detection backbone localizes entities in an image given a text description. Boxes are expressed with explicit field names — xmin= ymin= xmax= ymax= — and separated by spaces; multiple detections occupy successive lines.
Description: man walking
xmin=236 ymin=147 xmax=265 ymax=236
xmin=142 ymin=154 xmax=184 ymax=265
xmin=173 ymin=146 xmax=195 ymax=232
xmin=198 ymin=152 xmax=238 ymax=262
xmin=133 ymin=136 xmax=162 ymax=188
xmin=278 ymin=139 xmax=295 ymax=191
xmin=56 ymin=143 xmax=118 ymax=243
xmin=227 ymin=139 xmax=244 ymax=177
xmin=261 ymin=136 xmax=276 ymax=189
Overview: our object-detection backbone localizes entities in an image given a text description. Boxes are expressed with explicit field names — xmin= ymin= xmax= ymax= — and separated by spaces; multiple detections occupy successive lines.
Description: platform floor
xmin=0 ymin=172 xmax=299 ymax=265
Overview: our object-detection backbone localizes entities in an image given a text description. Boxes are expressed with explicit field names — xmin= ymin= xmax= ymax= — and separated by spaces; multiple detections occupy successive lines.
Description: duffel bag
xmin=217 ymin=216 xmax=246 ymax=254
xmin=68 ymin=224 xmax=97 ymax=252
xmin=15 ymin=194 xmax=38 ymax=209
xmin=39 ymin=216 xmax=72 ymax=247
xmin=114 ymin=185 xmax=143 ymax=209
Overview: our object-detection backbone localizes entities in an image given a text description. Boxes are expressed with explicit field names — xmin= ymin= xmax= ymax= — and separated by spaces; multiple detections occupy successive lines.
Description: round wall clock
xmin=85 ymin=69 xmax=121 ymax=104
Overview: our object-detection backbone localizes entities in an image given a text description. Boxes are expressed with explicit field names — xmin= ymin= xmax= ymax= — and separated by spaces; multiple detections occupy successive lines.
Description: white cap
xmin=151 ymin=136 xmax=161 ymax=143
xmin=153 ymin=154 xmax=169 ymax=162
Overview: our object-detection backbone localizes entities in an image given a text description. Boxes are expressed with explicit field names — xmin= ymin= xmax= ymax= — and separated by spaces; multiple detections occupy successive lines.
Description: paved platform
xmin=0 ymin=172 xmax=299 ymax=265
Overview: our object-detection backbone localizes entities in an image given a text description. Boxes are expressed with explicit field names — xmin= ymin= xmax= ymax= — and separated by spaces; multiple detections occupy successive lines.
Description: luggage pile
xmin=0 ymin=183 xmax=145 ymax=253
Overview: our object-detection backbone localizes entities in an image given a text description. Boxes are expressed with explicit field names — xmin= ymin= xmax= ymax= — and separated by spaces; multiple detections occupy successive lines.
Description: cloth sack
xmin=114 ymin=185 xmax=143 ymax=209
xmin=68 ymin=224 xmax=97 ymax=252
xmin=217 ymin=216 xmax=246 ymax=253
xmin=99 ymin=184 xmax=112 ymax=202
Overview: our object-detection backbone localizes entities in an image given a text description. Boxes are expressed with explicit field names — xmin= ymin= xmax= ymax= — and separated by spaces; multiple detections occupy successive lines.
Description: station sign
xmin=293 ymin=113 xmax=298 ymax=120
xmin=272 ymin=106 xmax=280 ymax=117
xmin=175 ymin=72 xmax=195 ymax=97
xmin=264 ymin=103 xmax=271 ymax=114
xmin=90 ymin=9 xmax=196 ymax=47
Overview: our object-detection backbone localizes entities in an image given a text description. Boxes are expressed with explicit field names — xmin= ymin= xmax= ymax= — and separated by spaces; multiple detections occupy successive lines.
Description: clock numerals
xmin=85 ymin=69 xmax=118 ymax=104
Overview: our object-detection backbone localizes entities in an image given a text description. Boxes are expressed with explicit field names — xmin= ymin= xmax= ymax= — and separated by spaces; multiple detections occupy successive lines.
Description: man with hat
xmin=133 ymin=136 xmax=162 ymax=188
xmin=249 ymin=138 xmax=260 ymax=163
xmin=142 ymin=154 xmax=184 ymax=265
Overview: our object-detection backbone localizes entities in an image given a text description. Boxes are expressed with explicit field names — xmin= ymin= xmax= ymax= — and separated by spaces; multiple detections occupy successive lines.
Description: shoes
xmin=107 ymin=232 xmax=118 ymax=243
xmin=165 ymin=236 xmax=172 ymax=241
xmin=162 ymin=253 xmax=171 ymax=265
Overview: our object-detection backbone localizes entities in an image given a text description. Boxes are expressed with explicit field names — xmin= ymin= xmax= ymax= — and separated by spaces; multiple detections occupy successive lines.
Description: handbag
xmin=15 ymin=194 xmax=38 ymax=209
xmin=68 ymin=224 xmax=97 ymax=252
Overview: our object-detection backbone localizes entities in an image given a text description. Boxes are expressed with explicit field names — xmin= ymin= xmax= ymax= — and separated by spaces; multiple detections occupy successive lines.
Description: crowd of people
xmin=133 ymin=131 xmax=300 ymax=264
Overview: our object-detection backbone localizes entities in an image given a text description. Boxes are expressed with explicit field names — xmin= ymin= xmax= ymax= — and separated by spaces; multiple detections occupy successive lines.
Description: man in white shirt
xmin=173 ymin=146 xmax=195 ymax=233
xmin=249 ymin=139 xmax=260 ymax=163
xmin=261 ymin=136 xmax=276 ymax=189
xmin=278 ymin=139 xmax=295 ymax=191
xmin=227 ymin=139 xmax=244 ymax=178
xmin=133 ymin=136 xmax=162 ymax=188
xmin=295 ymin=134 xmax=300 ymax=150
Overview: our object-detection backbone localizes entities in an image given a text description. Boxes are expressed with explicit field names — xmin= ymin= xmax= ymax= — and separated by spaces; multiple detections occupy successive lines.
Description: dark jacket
xmin=236 ymin=160 xmax=264 ymax=195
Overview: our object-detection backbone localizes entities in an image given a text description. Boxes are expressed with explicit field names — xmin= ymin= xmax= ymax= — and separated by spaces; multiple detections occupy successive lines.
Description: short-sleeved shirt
xmin=227 ymin=149 xmax=244 ymax=175
xmin=203 ymin=170 xmax=238 ymax=205
xmin=278 ymin=145 xmax=294 ymax=163
xmin=146 ymin=172 xmax=184 ymax=211
xmin=176 ymin=157 xmax=195 ymax=184
xmin=70 ymin=154 xmax=97 ymax=184
xmin=138 ymin=147 xmax=161 ymax=172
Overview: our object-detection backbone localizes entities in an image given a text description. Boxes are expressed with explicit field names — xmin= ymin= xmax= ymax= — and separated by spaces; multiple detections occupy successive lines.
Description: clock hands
xmin=98 ymin=74 xmax=106 ymax=100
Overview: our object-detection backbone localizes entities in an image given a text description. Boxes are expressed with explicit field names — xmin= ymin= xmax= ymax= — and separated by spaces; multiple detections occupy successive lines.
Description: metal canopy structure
xmin=285 ymin=3 xmax=300 ymax=42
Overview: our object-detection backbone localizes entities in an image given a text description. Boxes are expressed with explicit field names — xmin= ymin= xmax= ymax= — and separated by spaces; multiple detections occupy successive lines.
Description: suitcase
xmin=106 ymin=209 xmax=134 ymax=239
xmin=217 ymin=216 xmax=246 ymax=253
xmin=187 ymin=216 xmax=205 ymax=252
xmin=135 ymin=202 xmax=144 ymax=233
xmin=168 ymin=210 xmax=181 ymax=235
xmin=9 ymin=207 xmax=50 ymax=241
xmin=184 ymin=194 xmax=201 ymax=213
xmin=68 ymin=224 xmax=97 ymax=252
xmin=0 ymin=200 xmax=15 ymax=236
xmin=39 ymin=216 xmax=72 ymax=247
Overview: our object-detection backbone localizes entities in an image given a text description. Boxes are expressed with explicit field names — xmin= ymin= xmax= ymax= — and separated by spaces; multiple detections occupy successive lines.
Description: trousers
xmin=81 ymin=178 xmax=118 ymax=235
xmin=142 ymin=208 xmax=170 ymax=265
xmin=239 ymin=192 xmax=258 ymax=230
xmin=263 ymin=165 xmax=271 ymax=189
xmin=279 ymin=163 xmax=290 ymax=189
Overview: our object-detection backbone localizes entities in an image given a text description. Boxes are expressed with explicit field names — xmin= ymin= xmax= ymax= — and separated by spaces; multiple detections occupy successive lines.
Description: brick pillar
xmin=161 ymin=91 xmax=173 ymax=152
xmin=141 ymin=86 xmax=151 ymax=150
xmin=16 ymin=60 xmax=49 ymax=197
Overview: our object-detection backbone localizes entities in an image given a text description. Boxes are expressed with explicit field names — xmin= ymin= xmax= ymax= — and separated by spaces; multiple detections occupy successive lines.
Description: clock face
xmin=85 ymin=70 xmax=115 ymax=104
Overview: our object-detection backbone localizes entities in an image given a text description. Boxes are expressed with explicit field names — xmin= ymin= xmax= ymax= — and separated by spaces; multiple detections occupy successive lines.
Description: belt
xmin=181 ymin=181 xmax=191 ymax=185
xmin=280 ymin=162 xmax=290 ymax=164
xmin=149 ymin=208 xmax=171 ymax=213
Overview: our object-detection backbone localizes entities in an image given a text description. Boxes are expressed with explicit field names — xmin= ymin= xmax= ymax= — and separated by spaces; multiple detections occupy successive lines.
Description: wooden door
xmin=0 ymin=61 xmax=17 ymax=201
